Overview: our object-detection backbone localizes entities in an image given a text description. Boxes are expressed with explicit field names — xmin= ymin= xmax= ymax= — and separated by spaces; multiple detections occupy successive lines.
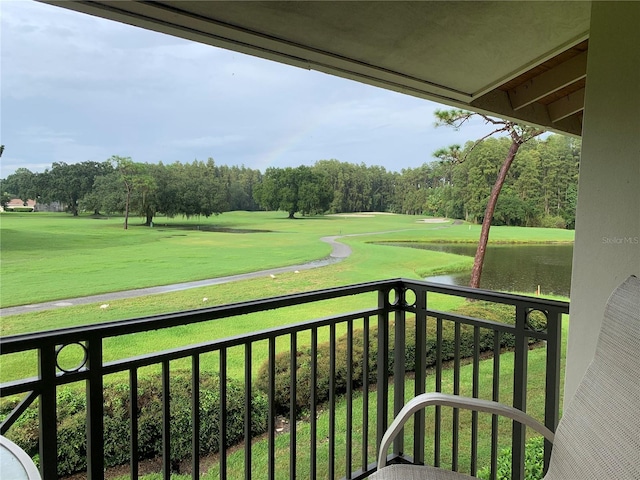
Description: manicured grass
xmin=1 ymin=212 xmax=329 ymax=307
xmin=0 ymin=289 xmax=467 ymax=384
xmin=359 ymin=223 xmax=575 ymax=244
xmin=0 ymin=212 xmax=573 ymax=308
xmin=1 ymin=211 xmax=572 ymax=478
xmin=0 ymin=211 xmax=572 ymax=384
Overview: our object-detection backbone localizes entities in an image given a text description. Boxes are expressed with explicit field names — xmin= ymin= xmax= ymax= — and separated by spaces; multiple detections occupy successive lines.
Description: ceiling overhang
xmin=43 ymin=1 xmax=592 ymax=136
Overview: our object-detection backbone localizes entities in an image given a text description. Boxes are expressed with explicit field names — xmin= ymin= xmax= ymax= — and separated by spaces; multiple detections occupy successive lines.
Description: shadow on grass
xmin=136 ymin=223 xmax=274 ymax=234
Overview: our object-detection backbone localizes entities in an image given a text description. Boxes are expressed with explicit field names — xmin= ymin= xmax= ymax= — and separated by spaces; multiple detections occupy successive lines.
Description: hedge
xmin=0 ymin=303 xmax=547 ymax=475
xmin=2 ymin=371 xmax=268 ymax=476
xmin=255 ymin=302 xmax=545 ymax=416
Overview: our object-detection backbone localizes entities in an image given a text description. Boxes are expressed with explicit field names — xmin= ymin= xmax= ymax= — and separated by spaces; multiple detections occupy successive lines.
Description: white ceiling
xmin=44 ymin=1 xmax=592 ymax=135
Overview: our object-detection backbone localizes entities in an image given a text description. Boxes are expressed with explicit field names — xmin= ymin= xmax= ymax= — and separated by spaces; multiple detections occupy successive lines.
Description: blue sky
xmin=1 ymin=0 xmax=497 ymax=178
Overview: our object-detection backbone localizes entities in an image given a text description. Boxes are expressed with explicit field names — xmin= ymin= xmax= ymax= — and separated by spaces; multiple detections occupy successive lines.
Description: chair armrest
xmin=377 ymin=392 xmax=554 ymax=469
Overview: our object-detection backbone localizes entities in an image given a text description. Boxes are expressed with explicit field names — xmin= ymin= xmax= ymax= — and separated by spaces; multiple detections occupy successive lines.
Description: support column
xmin=566 ymin=1 xmax=640 ymax=403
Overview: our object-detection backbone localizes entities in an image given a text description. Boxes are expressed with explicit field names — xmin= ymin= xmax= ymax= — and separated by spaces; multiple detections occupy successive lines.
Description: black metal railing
xmin=0 ymin=279 xmax=568 ymax=480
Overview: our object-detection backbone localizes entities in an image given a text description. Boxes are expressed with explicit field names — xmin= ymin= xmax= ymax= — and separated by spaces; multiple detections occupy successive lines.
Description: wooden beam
xmin=471 ymin=88 xmax=583 ymax=136
xmin=509 ymin=51 xmax=587 ymax=110
xmin=472 ymin=33 xmax=589 ymax=99
xmin=548 ymin=88 xmax=585 ymax=123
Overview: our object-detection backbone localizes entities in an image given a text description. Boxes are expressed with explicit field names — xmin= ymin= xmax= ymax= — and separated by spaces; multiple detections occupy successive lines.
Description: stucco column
xmin=566 ymin=1 xmax=640 ymax=403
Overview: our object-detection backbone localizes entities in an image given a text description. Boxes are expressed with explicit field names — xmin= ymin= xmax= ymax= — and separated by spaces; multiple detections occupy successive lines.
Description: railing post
xmin=393 ymin=292 xmax=406 ymax=457
xmin=86 ymin=337 xmax=105 ymax=480
xmin=289 ymin=334 xmax=297 ymax=480
xmin=544 ymin=308 xmax=563 ymax=473
xmin=310 ymin=328 xmax=318 ymax=479
xmin=511 ymin=305 xmax=528 ymax=480
xmin=38 ymin=344 xmax=58 ymax=480
xmin=192 ymin=356 xmax=200 ymax=480
xmin=413 ymin=286 xmax=427 ymax=465
xmin=162 ymin=360 xmax=171 ymax=480
xmin=0 ymin=279 xmax=569 ymax=480
xmin=361 ymin=317 xmax=370 ymax=473
xmin=452 ymin=322 xmax=461 ymax=471
xmin=345 ymin=320 xmax=353 ymax=478
xmin=130 ymin=368 xmax=139 ymax=479
xmin=219 ymin=349 xmax=228 ymax=479
xmin=243 ymin=345 xmax=252 ymax=480
xmin=491 ymin=331 xmax=502 ymax=479
xmin=376 ymin=289 xmax=390 ymax=462
xmin=328 ymin=324 xmax=336 ymax=479
xmin=434 ymin=317 xmax=443 ymax=467
xmin=267 ymin=338 xmax=276 ymax=480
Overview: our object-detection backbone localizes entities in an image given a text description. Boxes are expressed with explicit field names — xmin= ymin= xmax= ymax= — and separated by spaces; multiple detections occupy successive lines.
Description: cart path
xmin=1 ymin=228 xmax=429 ymax=316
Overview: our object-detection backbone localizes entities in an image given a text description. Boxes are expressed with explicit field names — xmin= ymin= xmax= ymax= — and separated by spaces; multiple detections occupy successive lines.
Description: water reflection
xmin=389 ymin=243 xmax=573 ymax=297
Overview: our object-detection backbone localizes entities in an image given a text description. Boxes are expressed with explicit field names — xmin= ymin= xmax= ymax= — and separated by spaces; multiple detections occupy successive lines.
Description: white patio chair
xmin=370 ymin=275 xmax=640 ymax=480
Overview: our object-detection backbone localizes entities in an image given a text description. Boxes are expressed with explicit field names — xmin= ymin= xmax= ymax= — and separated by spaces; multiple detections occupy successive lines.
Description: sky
xmin=1 ymin=0 xmax=499 ymax=178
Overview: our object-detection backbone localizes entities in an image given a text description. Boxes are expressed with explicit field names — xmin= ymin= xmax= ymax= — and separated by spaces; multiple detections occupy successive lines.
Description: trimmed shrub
xmin=477 ymin=436 xmax=545 ymax=480
xmin=256 ymin=302 xmax=545 ymax=416
xmin=540 ymin=215 xmax=566 ymax=229
xmin=3 ymin=370 xmax=268 ymax=476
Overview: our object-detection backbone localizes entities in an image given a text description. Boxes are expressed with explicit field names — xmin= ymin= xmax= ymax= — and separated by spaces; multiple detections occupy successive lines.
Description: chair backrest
xmin=545 ymin=275 xmax=640 ymax=479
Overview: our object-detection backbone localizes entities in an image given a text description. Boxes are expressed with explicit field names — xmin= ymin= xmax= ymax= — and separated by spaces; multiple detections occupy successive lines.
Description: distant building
xmin=1 ymin=198 xmax=36 ymax=212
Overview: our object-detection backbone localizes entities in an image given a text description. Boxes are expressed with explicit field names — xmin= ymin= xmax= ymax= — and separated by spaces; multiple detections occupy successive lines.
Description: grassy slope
xmin=1 ymin=212 xmax=572 ymax=477
xmin=1 ymin=212 xmax=330 ymax=306
xmin=0 ymin=212 xmax=572 ymax=384
xmin=0 ymin=212 xmax=572 ymax=308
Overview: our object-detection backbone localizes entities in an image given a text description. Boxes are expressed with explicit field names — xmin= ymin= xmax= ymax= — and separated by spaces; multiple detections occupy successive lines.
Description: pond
xmin=387 ymin=243 xmax=573 ymax=297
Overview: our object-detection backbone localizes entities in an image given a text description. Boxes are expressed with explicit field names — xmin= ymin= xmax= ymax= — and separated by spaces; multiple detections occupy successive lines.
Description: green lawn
xmin=1 ymin=212 xmax=331 ymax=307
xmin=1 ymin=211 xmax=572 ymax=478
xmin=0 ymin=211 xmax=573 ymax=384
xmin=0 ymin=211 xmax=572 ymax=309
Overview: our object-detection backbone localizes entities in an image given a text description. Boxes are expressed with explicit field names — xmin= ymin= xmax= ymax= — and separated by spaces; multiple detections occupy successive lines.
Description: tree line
xmin=0 ymin=134 xmax=579 ymax=228
xmin=394 ymin=134 xmax=579 ymax=228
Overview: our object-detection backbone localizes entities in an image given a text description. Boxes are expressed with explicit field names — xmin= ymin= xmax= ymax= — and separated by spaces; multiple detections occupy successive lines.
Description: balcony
xmin=0 ymin=279 xmax=568 ymax=480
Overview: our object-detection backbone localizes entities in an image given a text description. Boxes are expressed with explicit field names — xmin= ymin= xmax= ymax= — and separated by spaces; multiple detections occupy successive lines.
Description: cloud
xmin=0 ymin=0 xmax=505 ymax=177
xmin=164 ymin=135 xmax=245 ymax=149
xmin=17 ymin=126 xmax=77 ymax=146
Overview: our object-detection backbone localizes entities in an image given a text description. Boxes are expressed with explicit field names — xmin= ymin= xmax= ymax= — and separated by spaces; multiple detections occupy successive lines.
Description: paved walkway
xmin=0 ymin=226 xmax=441 ymax=317
xmin=0 ymin=236 xmax=352 ymax=317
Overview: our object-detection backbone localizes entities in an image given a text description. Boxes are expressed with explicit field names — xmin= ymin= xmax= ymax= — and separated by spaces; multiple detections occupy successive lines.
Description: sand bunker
xmin=417 ymin=218 xmax=449 ymax=223
xmin=328 ymin=212 xmax=396 ymax=218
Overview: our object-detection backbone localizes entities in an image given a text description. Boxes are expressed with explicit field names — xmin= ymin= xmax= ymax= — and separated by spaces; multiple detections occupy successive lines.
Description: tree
xmin=39 ymin=161 xmax=113 ymax=216
xmin=80 ymin=171 xmax=125 ymax=215
xmin=254 ymin=166 xmax=332 ymax=218
xmin=217 ymin=164 xmax=262 ymax=211
xmin=511 ymin=148 xmax=543 ymax=226
xmin=312 ymin=160 xmax=395 ymax=214
xmin=428 ymin=144 xmax=463 ymax=218
xmin=0 ymin=191 xmax=10 ymax=209
xmin=435 ymin=109 xmax=544 ymax=289
xmin=171 ymin=159 xmax=228 ymax=219
xmin=0 ymin=168 xmax=39 ymax=203
xmin=139 ymin=163 xmax=169 ymax=225
xmin=83 ymin=158 xmax=228 ymax=225
xmin=433 ymin=144 xmax=462 ymax=187
xmin=314 ymin=160 xmax=355 ymax=213
xmin=109 ymin=156 xmax=144 ymax=229
xmin=367 ymin=164 xmax=394 ymax=212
